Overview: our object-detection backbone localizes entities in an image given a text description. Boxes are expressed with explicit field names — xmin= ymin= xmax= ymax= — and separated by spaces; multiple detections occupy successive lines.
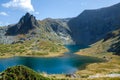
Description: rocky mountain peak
xmin=20 ymin=12 xmax=35 ymax=24
xmin=6 ymin=12 xmax=39 ymax=35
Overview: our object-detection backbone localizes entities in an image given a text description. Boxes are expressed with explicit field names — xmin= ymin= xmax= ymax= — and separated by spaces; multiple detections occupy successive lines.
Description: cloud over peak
xmin=2 ymin=0 xmax=34 ymax=12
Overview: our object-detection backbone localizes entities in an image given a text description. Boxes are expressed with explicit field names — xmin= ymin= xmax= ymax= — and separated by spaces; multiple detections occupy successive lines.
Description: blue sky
xmin=0 ymin=0 xmax=120 ymax=26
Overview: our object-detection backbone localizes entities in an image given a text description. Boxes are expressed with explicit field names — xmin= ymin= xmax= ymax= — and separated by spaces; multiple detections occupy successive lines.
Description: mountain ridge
xmin=68 ymin=2 xmax=120 ymax=45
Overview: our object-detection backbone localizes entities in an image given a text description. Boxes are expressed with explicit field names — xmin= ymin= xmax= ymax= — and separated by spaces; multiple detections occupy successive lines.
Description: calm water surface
xmin=0 ymin=45 xmax=103 ymax=74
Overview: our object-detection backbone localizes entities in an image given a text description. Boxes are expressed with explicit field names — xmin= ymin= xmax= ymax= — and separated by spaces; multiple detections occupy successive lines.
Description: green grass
xmin=0 ymin=39 xmax=66 ymax=57
xmin=75 ymin=53 xmax=120 ymax=79
xmin=0 ymin=65 xmax=50 ymax=80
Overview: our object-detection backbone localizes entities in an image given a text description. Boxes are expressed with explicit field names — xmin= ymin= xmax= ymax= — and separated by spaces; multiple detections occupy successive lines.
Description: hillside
xmin=38 ymin=18 xmax=73 ymax=44
xmin=75 ymin=28 xmax=120 ymax=80
xmin=68 ymin=2 xmax=120 ymax=45
xmin=76 ymin=28 xmax=120 ymax=56
xmin=0 ymin=65 xmax=49 ymax=80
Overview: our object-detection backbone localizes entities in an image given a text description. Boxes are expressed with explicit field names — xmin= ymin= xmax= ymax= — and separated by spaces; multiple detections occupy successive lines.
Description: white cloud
xmin=2 ymin=0 xmax=34 ymax=12
xmin=0 ymin=12 xmax=8 ymax=16
xmin=34 ymin=12 xmax=39 ymax=15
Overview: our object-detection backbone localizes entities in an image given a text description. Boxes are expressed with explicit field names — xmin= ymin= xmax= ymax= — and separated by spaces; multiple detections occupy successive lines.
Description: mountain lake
xmin=0 ymin=45 xmax=103 ymax=74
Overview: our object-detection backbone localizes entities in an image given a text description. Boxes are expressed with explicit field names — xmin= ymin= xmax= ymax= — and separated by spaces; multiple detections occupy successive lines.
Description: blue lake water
xmin=0 ymin=45 xmax=103 ymax=74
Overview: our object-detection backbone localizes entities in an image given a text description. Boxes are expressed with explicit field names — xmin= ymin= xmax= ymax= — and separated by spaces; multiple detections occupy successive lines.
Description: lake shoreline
xmin=0 ymin=45 xmax=104 ymax=74
xmin=0 ymin=44 xmax=70 ymax=59
xmin=0 ymin=52 xmax=65 ymax=59
xmin=74 ymin=48 xmax=120 ymax=79
xmin=0 ymin=45 xmax=111 ymax=80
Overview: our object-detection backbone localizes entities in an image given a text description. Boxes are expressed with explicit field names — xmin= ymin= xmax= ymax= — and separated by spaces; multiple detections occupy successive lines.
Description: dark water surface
xmin=0 ymin=45 xmax=103 ymax=74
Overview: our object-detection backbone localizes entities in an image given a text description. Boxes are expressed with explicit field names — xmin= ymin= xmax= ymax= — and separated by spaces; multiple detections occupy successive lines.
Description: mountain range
xmin=0 ymin=13 xmax=72 ymax=44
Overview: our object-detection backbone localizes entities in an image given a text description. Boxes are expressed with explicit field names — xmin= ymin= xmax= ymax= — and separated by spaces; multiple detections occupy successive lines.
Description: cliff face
xmin=68 ymin=3 xmax=120 ymax=45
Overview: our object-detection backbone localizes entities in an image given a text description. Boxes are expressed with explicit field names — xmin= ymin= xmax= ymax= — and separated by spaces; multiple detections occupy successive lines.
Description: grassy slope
xmin=0 ymin=65 xmax=50 ymax=80
xmin=74 ymin=30 xmax=120 ymax=80
xmin=76 ymin=28 xmax=120 ymax=56
xmin=0 ymin=39 xmax=67 ymax=58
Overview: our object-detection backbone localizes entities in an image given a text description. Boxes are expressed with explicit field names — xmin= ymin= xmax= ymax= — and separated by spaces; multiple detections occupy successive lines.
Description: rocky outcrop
xmin=105 ymin=29 xmax=120 ymax=55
